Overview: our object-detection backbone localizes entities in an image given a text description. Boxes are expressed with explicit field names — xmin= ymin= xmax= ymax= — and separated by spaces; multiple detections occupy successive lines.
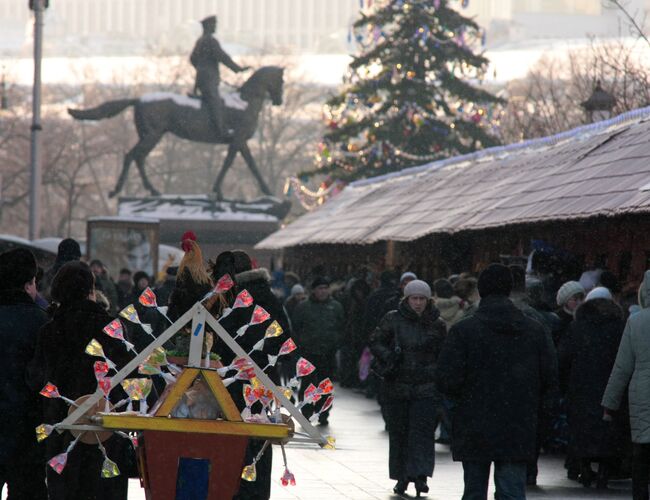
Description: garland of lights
xmin=283 ymin=177 xmax=346 ymax=211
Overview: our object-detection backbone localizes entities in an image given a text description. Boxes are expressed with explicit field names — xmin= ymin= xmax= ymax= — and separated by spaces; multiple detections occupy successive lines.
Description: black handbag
xmin=371 ymin=331 xmax=402 ymax=381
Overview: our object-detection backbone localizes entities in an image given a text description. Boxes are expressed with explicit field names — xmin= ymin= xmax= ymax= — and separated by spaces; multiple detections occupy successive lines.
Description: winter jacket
xmin=0 ymin=289 xmax=49 ymax=465
xmin=32 ymin=299 xmax=133 ymax=498
xmin=435 ymin=295 xmax=558 ymax=462
xmin=435 ymin=296 xmax=465 ymax=329
xmin=371 ymin=300 xmax=446 ymax=400
xmin=559 ymin=298 xmax=627 ymax=457
xmin=292 ymin=294 xmax=344 ymax=356
xmin=217 ymin=268 xmax=292 ymax=390
xmin=363 ymin=286 xmax=399 ymax=338
xmin=603 ymin=270 xmax=650 ymax=443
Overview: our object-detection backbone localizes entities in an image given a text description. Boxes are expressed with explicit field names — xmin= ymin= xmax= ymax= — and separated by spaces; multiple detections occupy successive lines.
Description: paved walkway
xmin=2 ymin=386 xmax=631 ymax=499
xmin=123 ymin=385 xmax=632 ymax=499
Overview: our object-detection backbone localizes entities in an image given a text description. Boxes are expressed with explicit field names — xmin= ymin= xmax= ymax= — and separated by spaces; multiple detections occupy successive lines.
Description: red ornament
xmin=233 ymin=290 xmax=254 ymax=309
xmin=249 ymin=305 xmax=271 ymax=325
xmin=214 ymin=274 xmax=235 ymax=293
xmin=318 ymin=378 xmax=334 ymax=395
xmin=278 ymin=338 xmax=297 ymax=356
xmin=296 ymin=358 xmax=316 ymax=377
xmin=139 ymin=287 xmax=157 ymax=307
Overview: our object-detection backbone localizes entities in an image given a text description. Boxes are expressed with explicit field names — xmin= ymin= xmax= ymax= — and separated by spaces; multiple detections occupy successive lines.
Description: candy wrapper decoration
xmin=39 ymin=383 xmax=77 ymax=407
xmin=320 ymin=395 xmax=335 ymax=414
xmin=98 ymin=378 xmax=112 ymax=397
xmin=35 ymin=423 xmax=54 ymax=443
xmin=102 ymin=319 xmax=124 ymax=341
xmin=119 ymin=305 xmax=155 ymax=338
xmin=48 ymin=452 xmax=68 ymax=475
xmin=296 ymin=357 xmax=316 ymax=377
xmin=281 ymin=468 xmax=296 ymax=487
xmin=138 ymin=287 xmax=157 ymax=307
xmin=265 ymin=320 xmax=283 ymax=338
xmin=47 ymin=435 xmax=81 ymax=474
xmin=250 ymin=305 xmax=271 ymax=325
xmin=234 ymin=324 xmax=250 ymax=339
xmin=121 ymin=378 xmax=153 ymax=401
xmin=263 ymin=355 xmax=278 ymax=370
xmin=241 ymin=463 xmax=256 ymax=482
xmin=318 ymin=378 xmax=334 ymax=395
xmin=324 ymin=436 xmax=336 ymax=450
xmin=233 ymin=290 xmax=254 ymax=309
xmin=40 ymin=382 xmax=61 ymax=399
xmin=119 ymin=304 xmax=140 ymax=323
xmin=304 ymin=383 xmax=319 ymax=403
xmin=102 ymin=319 xmax=136 ymax=353
xmin=243 ymin=384 xmax=258 ymax=407
xmin=94 ymin=361 xmax=109 ymax=380
xmin=85 ymin=339 xmax=106 ymax=358
xmin=214 ymin=273 xmax=235 ymax=293
xmin=144 ymin=346 xmax=168 ymax=367
xmin=278 ymin=338 xmax=297 ymax=356
xmin=101 ymin=457 xmax=120 ymax=479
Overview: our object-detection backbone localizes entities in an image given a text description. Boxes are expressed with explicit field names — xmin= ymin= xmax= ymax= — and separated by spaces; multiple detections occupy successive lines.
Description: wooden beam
xmin=98 ymin=414 xmax=290 ymax=440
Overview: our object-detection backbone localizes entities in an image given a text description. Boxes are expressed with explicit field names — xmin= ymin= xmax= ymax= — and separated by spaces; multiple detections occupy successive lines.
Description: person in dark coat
xmin=559 ymin=287 xmax=627 ymax=489
xmin=154 ymin=266 xmax=177 ymax=307
xmin=292 ymin=276 xmax=344 ymax=424
xmin=436 ymin=264 xmax=558 ymax=500
xmin=32 ymin=262 xmax=133 ymax=500
xmin=371 ymin=280 xmax=446 ymax=497
xmin=40 ymin=238 xmax=82 ymax=302
xmin=212 ymin=250 xmax=292 ymax=500
xmin=338 ymin=278 xmax=371 ymax=388
xmin=0 ymin=248 xmax=49 ymax=499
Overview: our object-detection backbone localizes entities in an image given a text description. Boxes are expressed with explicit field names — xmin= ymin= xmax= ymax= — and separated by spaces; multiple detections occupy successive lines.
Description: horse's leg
xmin=110 ymin=147 xmax=137 ymax=198
xmin=132 ymin=132 xmax=165 ymax=196
xmin=212 ymin=144 xmax=238 ymax=200
xmin=239 ymin=142 xmax=272 ymax=196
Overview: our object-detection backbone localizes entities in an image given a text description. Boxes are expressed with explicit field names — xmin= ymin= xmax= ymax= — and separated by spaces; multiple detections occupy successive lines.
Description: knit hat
xmin=400 ymin=271 xmax=417 ymax=284
xmin=290 ymin=284 xmax=305 ymax=296
xmin=0 ymin=248 xmax=37 ymax=290
xmin=56 ymin=238 xmax=81 ymax=263
xmin=477 ymin=263 xmax=513 ymax=298
xmin=403 ymin=279 xmax=432 ymax=299
xmin=556 ymin=281 xmax=585 ymax=306
xmin=311 ymin=276 xmax=330 ymax=289
xmin=585 ymin=286 xmax=612 ymax=302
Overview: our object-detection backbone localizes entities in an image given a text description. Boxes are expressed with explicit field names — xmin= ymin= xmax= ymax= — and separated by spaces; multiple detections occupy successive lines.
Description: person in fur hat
xmin=211 ymin=249 xmax=292 ymax=500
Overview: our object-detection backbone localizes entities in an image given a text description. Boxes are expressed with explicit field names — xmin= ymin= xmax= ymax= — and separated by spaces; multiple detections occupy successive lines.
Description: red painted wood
xmin=141 ymin=430 xmax=248 ymax=500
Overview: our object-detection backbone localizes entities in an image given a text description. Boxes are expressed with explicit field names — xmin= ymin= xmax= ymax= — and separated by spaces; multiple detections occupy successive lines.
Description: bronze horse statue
xmin=68 ymin=66 xmax=284 ymax=199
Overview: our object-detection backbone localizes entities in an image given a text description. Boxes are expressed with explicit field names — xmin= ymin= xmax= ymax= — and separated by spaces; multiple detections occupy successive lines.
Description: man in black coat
xmin=212 ymin=250 xmax=292 ymax=500
xmin=0 ymin=248 xmax=49 ymax=499
xmin=436 ymin=264 xmax=558 ymax=500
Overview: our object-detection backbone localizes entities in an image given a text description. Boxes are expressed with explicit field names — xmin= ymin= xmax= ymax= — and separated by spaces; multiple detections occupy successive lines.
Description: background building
xmin=2 ymin=0 xmax=650 ymax=56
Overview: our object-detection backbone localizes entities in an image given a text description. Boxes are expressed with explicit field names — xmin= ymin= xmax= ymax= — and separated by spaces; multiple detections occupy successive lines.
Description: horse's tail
xmin=67 ymin=98 xmax=138 ymax=121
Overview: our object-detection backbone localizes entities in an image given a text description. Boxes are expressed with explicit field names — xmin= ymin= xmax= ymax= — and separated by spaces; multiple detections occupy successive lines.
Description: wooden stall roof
xmin=257 ymin=107 xmax=650 ymax=250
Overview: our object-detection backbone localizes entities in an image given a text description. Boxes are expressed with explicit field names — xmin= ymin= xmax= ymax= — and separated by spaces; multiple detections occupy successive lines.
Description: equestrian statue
xmin=68 ymin=15 xmax=283 ymax=200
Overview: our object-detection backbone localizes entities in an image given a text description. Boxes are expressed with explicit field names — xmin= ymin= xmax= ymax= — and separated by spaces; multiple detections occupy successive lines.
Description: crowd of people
xmin=2 ymin=235 xmax=650 ymax=500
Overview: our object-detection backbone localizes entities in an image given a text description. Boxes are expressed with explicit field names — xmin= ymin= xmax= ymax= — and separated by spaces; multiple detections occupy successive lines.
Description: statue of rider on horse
xmin=68 ymin=14 xmax=283 ymax=200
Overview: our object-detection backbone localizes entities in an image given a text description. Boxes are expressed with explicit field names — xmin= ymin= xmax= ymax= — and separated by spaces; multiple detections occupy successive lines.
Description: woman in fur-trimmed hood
xmin=559 ymin=292 xmax=627 ymax=488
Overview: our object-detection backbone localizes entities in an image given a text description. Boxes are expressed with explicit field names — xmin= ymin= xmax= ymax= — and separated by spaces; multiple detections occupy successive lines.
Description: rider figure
xmin=190 ymin=15 xmax=249 ymax=138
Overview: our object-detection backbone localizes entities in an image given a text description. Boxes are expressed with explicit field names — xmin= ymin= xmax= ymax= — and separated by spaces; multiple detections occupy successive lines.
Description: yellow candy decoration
xmin=264 ymin=321 xmax=283 ymax=338
xmin=241 ymin=464 xmax=257 ymax=482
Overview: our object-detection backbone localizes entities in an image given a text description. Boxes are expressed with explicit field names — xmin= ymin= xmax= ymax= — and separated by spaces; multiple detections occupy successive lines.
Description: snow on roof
xmin=117 ymin=195 xmax=285 ymax=223
xmin=257 ymin=106 xmax=650 ymax=250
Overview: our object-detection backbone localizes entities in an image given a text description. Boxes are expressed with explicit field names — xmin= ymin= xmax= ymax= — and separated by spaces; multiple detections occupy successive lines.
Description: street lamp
xmin=581 ymin=80 xmax=616 ymax=123
xmin=28 ymin=0 xmax=48 ymax=240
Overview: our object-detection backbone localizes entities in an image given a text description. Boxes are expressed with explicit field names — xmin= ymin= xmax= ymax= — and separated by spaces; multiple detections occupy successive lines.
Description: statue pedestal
xmin=116 ymin=195 xmax=290 ymax=265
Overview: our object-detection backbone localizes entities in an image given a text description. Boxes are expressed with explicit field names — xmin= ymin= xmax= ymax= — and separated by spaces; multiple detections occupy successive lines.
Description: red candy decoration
xmin=296 ymin=357 xmax=316 ymax=377
xmin=233 ymin=290 xmax=254 ymax=309
xmin=214 ymin=274 xmax=235 ymax=293
xmin=278 ymin=338 xmax=297 ymax=356
xmin=249 ymin=305 xmax=270 ymax=325
xmin=318 ymin=378 xmax=334 ymax=395
xmin=138 ymin=287 xmax=157 ymax=307
xmin=94 ymin=361 xmax=110 ymax=380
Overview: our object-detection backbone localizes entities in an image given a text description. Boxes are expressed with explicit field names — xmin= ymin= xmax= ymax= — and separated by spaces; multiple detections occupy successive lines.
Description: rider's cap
xmin=201 ymin=15 xmax=217 ymax=28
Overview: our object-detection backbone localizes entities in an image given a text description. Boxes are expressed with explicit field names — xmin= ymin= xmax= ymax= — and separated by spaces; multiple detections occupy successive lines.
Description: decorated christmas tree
xmin=305 ymin=0 xmax=503 ymax=182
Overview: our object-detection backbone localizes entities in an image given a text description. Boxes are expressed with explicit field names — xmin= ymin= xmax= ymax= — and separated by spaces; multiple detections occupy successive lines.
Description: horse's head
xmin=240 ymin=66 xmax=284 ymax=106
